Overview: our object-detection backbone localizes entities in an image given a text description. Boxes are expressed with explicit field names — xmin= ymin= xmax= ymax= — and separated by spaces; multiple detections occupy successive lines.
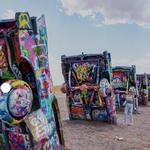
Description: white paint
xmin=1 ymin=83 xmax=11 ymax=93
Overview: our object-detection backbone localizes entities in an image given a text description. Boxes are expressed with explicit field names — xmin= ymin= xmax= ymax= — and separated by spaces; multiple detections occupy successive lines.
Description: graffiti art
xmin=136 ymin=74 xmax=149 ymax=105
xmin=112 ymin=66 xmax=137 ymax=109
xmin=61 ymin=51 xmax=117 ymax=124
xmin=0 ymin=12 xmax=64 ymax=149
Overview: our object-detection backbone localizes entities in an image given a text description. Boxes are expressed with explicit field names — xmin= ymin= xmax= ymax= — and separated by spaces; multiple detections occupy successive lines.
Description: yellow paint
xmin=18 ymin=13 xmax=31 ymax=29
xmin=12 ymin=80 xmax=24 ymax=87
xmin=12 ymin=119 xmax=23 ymax=125
xmin=11 ymin=80 xmax=30 ymax=89
xmin=75 ymin=64 xmax=90 ymax=80
xmin=0 ymin=50 xmax=7 ymax=67
xmin=36 ymin=70 xmax=41 ymax=77
xmin=98 ymin=94 xmax=103 ymax=106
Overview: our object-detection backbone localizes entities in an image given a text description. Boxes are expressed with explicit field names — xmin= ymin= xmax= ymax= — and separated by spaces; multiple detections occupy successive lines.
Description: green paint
xmin=34 ymin=46 xmax=42 ymax=56
xmin=22 ymin=46 xmax=30 ymax=57
xmin=2 ymin=69 xmax=14 ymax=79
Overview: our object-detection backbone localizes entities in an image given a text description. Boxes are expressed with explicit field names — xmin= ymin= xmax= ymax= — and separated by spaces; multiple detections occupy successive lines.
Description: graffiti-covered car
xmin=0 ymin=12 xmax=64 ymax=149
xmin=136 ymin=74 xmax=149 ymax=105
xmin=61 ymin=51 xmax=117 ymax=124
xmin=112 ymin=66 xmax=137 ymax=108
xmin=147 ymin=74 xmax=150 ymax=101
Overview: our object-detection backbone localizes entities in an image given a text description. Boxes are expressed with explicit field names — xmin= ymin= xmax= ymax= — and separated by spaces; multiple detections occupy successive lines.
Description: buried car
xmin=147 ymin=74 xmax=150 ymax=101
xmin=112 ymin=65 xmax=137 ymax=109
xmin=136 ymin=73 xmax=149 ymax=105
xmin=61 ymin=51 xmax=117 ymax=124
xmin=0 ymin=12 xmax=64 ymax=149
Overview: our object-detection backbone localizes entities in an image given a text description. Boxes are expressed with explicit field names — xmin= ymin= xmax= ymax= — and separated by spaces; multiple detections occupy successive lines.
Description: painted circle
xmin=1 ymin=83 xmax=11 ymax=93
xmin=8 ymin=85 xmax=33 ymax=118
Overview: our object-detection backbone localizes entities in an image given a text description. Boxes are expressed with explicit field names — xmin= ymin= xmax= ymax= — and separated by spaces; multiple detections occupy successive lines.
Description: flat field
xmin=55 ymin=90 xmax=150 ymax=150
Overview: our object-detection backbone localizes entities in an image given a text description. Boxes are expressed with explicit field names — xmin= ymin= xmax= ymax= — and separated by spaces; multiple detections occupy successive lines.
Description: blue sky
xmin=1 ymin=0 xmax=150 ymax=85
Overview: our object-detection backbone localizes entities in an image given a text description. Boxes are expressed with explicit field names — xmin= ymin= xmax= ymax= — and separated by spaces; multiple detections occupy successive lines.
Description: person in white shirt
xmin=124 ymin=88 xmax=134 ymax=125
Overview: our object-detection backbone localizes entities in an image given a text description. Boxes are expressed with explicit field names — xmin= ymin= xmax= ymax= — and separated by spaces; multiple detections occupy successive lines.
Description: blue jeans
xmin=124 ymin=103 xmax=133 ymax=124
xmin=115 ymin=94 xmax=120 ymax=108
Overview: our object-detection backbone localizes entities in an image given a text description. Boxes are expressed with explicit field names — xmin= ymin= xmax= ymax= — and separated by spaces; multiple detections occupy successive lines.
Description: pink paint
xmin=24 ymin=33 xmax=36 ymax=67
xmin=19 ymin=31 xmax=36 ymax=67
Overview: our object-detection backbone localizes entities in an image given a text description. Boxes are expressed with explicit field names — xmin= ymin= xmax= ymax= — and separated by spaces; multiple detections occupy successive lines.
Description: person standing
xmin=115 ymin=90 xmax=120 ymax=108
xmin=124 ymin=88 xmax=134 ymax=125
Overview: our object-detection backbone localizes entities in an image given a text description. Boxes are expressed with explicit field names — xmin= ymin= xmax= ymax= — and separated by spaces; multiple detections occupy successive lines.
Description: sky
xmin=1 ymin=0 xmax=150 ymax=85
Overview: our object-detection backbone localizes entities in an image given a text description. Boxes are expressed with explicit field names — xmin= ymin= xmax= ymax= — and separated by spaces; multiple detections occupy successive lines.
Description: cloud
xmin=112 ymin=52 xmax=150 ymax=74
xmin=59 ymin=0 xmax=150 ymax=27
xmin=1 ymin=10 xmax=15 ymax=19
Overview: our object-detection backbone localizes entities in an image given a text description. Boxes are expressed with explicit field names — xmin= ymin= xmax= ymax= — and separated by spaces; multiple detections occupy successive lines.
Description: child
xmin=123 ymin=88 xmax=134 ymax=125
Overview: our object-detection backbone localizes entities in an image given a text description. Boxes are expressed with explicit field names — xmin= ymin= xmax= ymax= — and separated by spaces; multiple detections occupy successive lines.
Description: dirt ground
xmin=56 ymin=93 xmax=150 ymax=150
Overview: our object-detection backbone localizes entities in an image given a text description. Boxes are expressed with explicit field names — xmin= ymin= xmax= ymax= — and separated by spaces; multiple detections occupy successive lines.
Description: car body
xmin=0 ymin=12 xmax=64 ymax=149
xmin=147 ymin=74 xmax=150 ymax=101
xmin=61 ymin=51 xmax=117 ymax=124
xmin=112 ymin=65 xmax=137 ymax=108
xmin=137 ymin=74 xmax=149 ymax=105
